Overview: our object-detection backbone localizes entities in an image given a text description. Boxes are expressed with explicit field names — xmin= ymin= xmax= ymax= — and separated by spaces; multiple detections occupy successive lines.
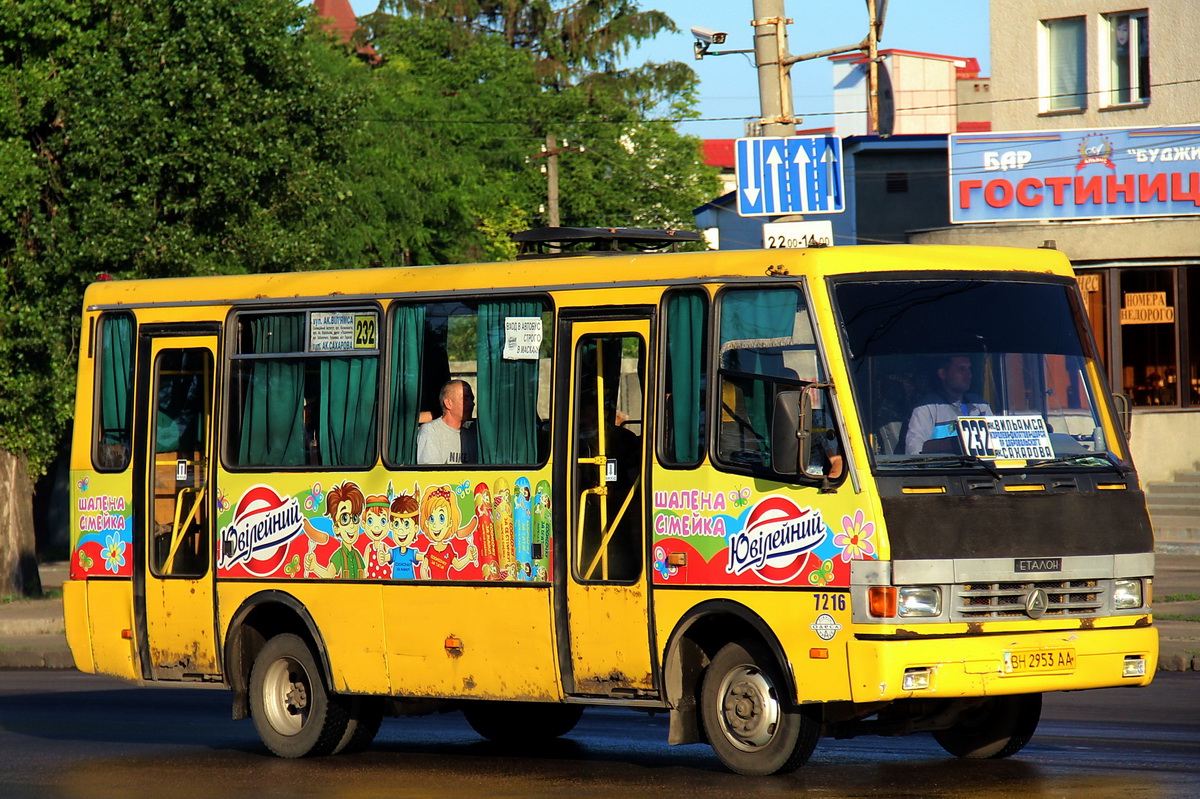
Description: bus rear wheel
xmin=932 ymin=693 xmax=1042 ymax=759
xmin=463 ymin=701 xmax=583 ymax=743
xmin=250 ymin=633 xmax=350 ymax=758
xmin=701 ymin=640 xmax=819 ymax=776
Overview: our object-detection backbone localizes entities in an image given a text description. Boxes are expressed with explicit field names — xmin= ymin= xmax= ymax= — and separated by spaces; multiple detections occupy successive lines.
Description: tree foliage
xmin=0 ymin=0 xmax=360 ymax=473
xmin=0 ymin=0 xmax=718 ymax=477
xmin=357 ymin=0 xmax=719 ymax=243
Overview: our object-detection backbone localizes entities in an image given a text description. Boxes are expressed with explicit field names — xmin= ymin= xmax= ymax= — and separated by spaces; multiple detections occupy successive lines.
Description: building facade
xmin=831 ymin=50 xmax=992 ymax=136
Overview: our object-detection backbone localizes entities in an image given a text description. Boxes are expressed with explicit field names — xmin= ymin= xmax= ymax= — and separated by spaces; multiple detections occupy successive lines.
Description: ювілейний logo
xmin=727 ymin=495 xmax=825 ymax=584
xmin=219 ymin=485 xmax=306 ymax=576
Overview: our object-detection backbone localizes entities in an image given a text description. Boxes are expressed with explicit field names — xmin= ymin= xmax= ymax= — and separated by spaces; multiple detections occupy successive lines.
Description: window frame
xmin=91 ymin=311 xmax=137 ymax=473
xmin=656 ymin=287 xmax=711 ymax=469
xmin=381 ymin=293 xmax=555 ymax=470
xmin=222 ymin=302 xmax=384 ymax=473
xmin=710 ymin=281 xmax=847 ymax=487
xmin=1100 ymin=9 xmax=1150 ymax=109
xmin=1040 ymin=15 xmax=1088 ymax=115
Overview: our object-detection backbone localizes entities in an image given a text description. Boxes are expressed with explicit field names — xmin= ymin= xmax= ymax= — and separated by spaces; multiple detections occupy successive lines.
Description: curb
xmin=0 ymin=648 xmax=74 ymax=670
xmin=1156 ymin=653 xmax=1200 ymax=672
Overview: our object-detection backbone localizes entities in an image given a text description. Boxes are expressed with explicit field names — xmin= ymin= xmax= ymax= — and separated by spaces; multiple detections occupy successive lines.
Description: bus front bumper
xmin=846 ymin=624 xmax=1158 ymax=703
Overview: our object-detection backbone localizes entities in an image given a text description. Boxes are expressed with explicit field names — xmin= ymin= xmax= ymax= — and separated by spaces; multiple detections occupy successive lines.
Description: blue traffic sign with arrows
xmin=736 ymin=136 xmax=845 ymax=217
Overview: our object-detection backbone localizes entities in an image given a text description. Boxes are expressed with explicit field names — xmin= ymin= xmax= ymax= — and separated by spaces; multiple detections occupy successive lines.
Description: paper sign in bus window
xmin=309 ymin=312 xmax=377 ymax=352
xmin=958 ymin=415 xmax=1054 ymax=460
xmin=503 ymin=317 xmax=543 ymax=360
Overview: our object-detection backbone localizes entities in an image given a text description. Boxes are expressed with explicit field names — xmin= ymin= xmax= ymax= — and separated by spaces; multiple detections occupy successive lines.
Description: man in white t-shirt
xmin=905 ymin=355 xmax=993 ymax=454
xmin=417 ymin=379 xmax=478 ymax=465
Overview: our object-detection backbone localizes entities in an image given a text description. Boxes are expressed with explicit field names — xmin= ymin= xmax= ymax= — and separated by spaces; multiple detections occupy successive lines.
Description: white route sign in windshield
xmin=958 ymin=416 xmax=1054 ymax=460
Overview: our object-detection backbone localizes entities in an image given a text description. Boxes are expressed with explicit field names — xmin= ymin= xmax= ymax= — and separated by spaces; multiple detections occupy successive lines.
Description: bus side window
xmin=660 ymin=290 xmax=708 ymax=466
xmin=715 ymin=287 xmax=844 ymax=481
xmin=226 ymin=310 xmax=379 ymax=469
xmin=385 ymin=298 xmax=552 ymax=467
xmin=94 ymin=312 xmax=135 ymax=471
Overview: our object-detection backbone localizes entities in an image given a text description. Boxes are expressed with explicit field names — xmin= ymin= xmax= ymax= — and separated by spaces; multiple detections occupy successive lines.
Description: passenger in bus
xmin=384 ymin=492 xmax=426 ymax=580
xmin=904 ymin=355 xmax=993 ymax=454
xmin=417 ymin=379 xmax=479 ymax=465
xmin=305 ymin=482 xmax=366 ymax=579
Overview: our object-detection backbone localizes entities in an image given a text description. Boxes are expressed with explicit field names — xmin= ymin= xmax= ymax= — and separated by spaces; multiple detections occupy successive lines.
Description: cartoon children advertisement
xmin=216 ymin=475 xmax=554 ymax=583
xmin=652 ymin=485 xmax=878 ymax=588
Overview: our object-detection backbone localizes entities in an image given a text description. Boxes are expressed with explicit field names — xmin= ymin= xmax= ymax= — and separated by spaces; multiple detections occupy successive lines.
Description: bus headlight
xmin=1114 ymin=579 xmax=1143 ymax=610
xmin=898 ymin=586 xmax=941 ymax=617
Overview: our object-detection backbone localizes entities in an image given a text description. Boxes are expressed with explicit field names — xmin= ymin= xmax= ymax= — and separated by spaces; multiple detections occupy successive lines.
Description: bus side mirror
xmin=1111 ymin=392 xmax=1132 ymax=440
xmin=771 ymin=390 xmax=812 ymax=476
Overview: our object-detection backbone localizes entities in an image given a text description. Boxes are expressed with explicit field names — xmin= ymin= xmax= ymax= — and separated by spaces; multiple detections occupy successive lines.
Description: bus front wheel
xmin=701 ymin=640 xmax=819 ymax=776
xmin=249 ymin=633 xmax=350 ymax=758
xmin=932 ymin=693 xmax=1042 ymax=759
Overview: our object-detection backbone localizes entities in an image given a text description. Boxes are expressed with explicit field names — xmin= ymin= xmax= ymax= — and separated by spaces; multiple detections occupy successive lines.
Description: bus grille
xmin=955 ymin=580 xmax=1103 ymax=619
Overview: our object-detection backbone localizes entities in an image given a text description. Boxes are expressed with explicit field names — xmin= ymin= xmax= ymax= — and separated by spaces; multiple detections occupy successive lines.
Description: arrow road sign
xmin=735 ymin=136 xmax=845 ymax=217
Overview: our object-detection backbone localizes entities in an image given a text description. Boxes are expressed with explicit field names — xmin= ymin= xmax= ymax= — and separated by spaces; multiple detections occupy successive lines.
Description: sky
xmin=346 ymin=0 xmax=990 ymax=140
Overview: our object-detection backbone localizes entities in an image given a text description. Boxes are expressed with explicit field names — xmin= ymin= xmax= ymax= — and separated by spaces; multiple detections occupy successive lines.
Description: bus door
xmin=558 ymin=316 xmax=656 ymax=697
xmin=134 ymin=330 xmax=219 ymax=680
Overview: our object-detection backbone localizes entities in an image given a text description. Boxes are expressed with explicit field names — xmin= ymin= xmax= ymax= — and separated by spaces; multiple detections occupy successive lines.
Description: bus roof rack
xmin=512 ymin=227 xmax=703 ymax=259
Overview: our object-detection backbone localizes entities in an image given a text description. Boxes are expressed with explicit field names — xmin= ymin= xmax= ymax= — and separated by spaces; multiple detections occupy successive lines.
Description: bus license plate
xmin=1004 ymin=648 xmax=1076 ymax=674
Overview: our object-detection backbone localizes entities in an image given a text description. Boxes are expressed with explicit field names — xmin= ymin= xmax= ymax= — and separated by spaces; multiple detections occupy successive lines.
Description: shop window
xmin=1076 ymin=271 xmax=1108 ymax=366
xmin=1120 ymin=269 xmax=1177 ymax=406
xmin=1189 ymin=268 xmax=1200 ymax=407
xmin=1104 ymin=11 xmax=1150 ymax=106
xmin=1041 ymin=16 xmax=1086 ymax=112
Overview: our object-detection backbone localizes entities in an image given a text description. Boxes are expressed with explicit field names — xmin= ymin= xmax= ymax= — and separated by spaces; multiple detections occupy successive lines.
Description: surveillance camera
xmin=690 ymin=26 xmax=727 ymax=45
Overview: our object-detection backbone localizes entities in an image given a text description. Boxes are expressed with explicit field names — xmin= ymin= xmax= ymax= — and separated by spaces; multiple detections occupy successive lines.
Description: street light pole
xmin=532 ymin=133 xmax=585 ymax=228
xmin=751 ymin=0 xmax=795 ymax=138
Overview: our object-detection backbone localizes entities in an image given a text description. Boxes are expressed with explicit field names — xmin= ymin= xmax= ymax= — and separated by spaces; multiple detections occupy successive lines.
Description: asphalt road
xmin=1 ymin=670 xmax=1197 ymax=799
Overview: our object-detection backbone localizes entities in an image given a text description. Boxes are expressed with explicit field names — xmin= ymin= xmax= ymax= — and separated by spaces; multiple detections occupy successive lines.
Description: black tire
xmin=249 ymin=633 xmax=350 ymax=758
xmin=463 ymin=701 xmax=584 ymax=743
xmin=700 ymin=640 xmax=819 ymax=776
xmin=333 ymin=697 xmax=384 ymax=755
xmin=932 ymin=693 xmax=1042 ymax=759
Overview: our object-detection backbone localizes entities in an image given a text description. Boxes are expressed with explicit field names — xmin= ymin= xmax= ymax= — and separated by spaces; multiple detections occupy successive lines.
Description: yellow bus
xmin=64 ymin=237 xmax=1157 ymax=775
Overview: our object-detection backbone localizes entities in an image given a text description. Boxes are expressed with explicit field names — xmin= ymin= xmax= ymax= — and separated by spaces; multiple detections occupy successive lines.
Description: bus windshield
xmin=833 ymin=277 xmax=1128 ymax=471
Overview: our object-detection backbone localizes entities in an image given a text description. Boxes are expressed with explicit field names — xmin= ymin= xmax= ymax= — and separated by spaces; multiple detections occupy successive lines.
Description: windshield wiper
xmin=905 ymin=454 xmax=1003 ymax=479
xmin=1026 ymin=451 xmax=1132 ymax=476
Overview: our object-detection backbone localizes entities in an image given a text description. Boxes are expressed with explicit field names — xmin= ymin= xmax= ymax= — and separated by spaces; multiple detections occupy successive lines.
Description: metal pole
xmin=546 ymin=133 xmax=560 ymax=228
xmin=751 ymin=0 xmax=794 ymax=137
xmin=867 ymin=0 xmax=879 ymax=134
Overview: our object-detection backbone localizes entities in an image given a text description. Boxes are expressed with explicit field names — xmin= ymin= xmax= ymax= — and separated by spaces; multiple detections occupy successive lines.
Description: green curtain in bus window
xmin=666 ymin=292 xmax=705 ymax=463
xmin=476 ymin=301 xmax=540 ymax=464
xmin=97 ymin=313 xmax=134 ymax=468
xmin=238 ymin=315 xmax=305 ymax=466
xmin=387 ymin=305 xmax=425 ymax=465
xmin=721 ymin=289 xmax=798 ymax=448
xmin=319 ymin=356 xmax=378 ymax=467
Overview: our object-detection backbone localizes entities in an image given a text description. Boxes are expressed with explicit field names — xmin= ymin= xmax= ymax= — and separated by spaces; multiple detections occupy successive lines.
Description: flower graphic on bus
xmin=101 ymin=533 xmax=127 ymax=573
xmin=834 ymin=509 xmax=876 ymax=563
